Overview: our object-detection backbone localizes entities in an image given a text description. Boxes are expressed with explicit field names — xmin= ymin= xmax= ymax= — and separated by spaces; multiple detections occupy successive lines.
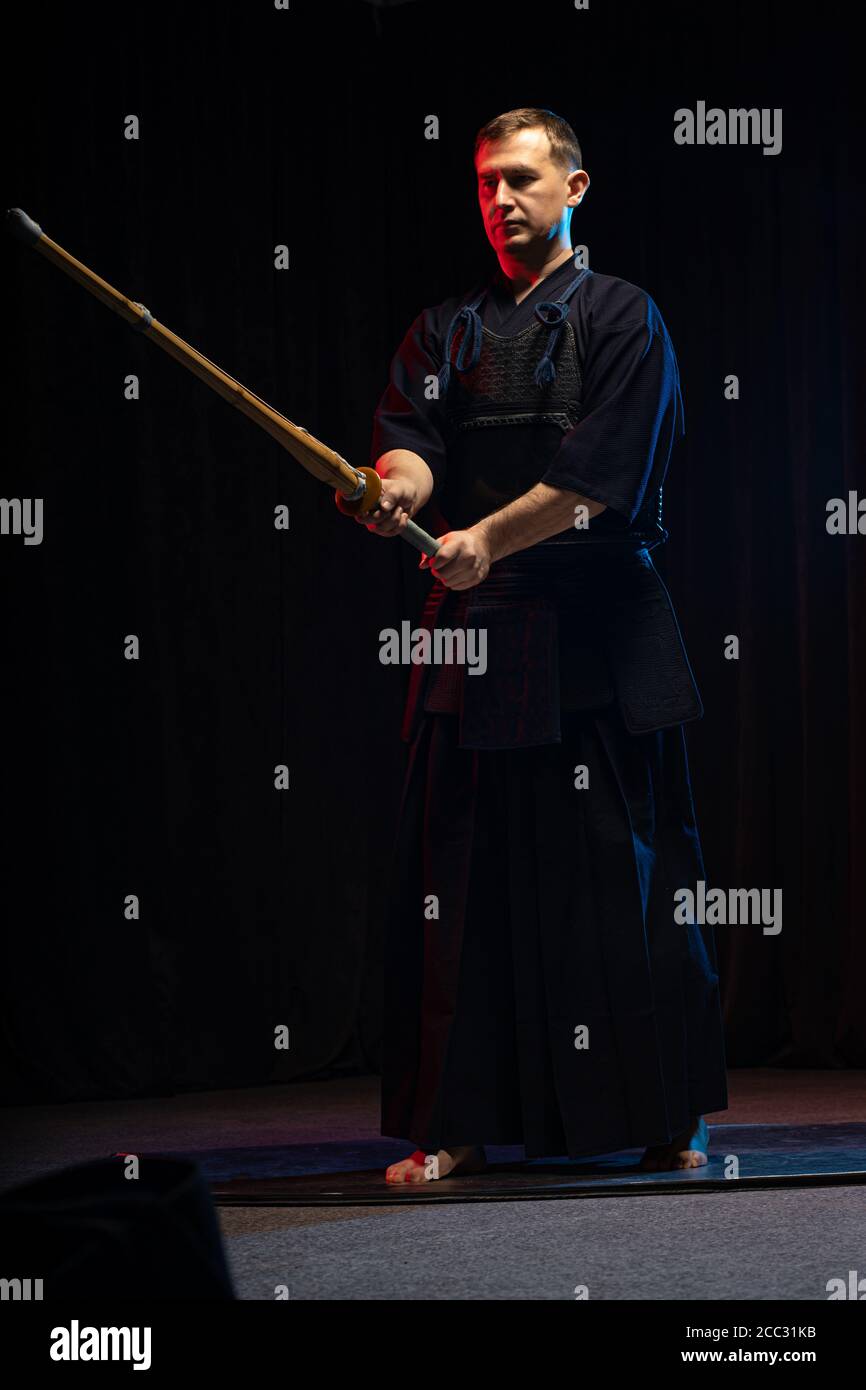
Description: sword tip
xmin=6 ymin=208 xmax=43 ymax=245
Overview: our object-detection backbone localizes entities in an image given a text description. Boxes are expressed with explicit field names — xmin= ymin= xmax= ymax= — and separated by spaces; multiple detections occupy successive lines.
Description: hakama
xmin=381 ymin=706 xmax=727 ymax=1156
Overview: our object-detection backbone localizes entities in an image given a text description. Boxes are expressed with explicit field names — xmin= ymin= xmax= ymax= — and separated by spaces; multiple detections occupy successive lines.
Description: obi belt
xmin=400 ymin=538 xmax=704 ymax=750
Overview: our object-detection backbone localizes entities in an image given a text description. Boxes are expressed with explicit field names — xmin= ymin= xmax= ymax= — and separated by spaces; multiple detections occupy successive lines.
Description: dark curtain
xmin=2 ymin=0 xmax=862 ymax=1103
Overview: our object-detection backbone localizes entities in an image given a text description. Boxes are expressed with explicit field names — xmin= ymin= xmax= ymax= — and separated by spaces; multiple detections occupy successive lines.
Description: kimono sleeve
xmin=540 ymin=303 xmax=685 ymax=525
xmin=369 ymin=310 xmax=449 ymax=496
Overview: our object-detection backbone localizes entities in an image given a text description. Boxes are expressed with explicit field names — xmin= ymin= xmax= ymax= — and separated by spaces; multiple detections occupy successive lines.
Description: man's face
xmin=475 ymin=127 xmax=586 ymax=254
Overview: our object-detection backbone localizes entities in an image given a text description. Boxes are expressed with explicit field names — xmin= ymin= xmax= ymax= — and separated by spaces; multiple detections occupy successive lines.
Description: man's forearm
xmin=471 ymin=483 xmax=607 ymax=563
xmin=375 ymin=449 xmax=435 ymax=511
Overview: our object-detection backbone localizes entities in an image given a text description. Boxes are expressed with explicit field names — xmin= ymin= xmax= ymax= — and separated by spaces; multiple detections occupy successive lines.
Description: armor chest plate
xmin=445 ymin=318 xmax=583 ymax=432
xmin=439 ymin=317 xmax=584 ymax=532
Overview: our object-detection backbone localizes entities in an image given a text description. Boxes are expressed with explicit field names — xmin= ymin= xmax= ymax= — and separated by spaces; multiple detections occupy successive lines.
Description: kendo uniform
xmin=372 ymin=256 xmax=729 ymax=1159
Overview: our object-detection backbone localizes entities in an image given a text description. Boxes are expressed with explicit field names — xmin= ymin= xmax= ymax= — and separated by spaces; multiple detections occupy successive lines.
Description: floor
xmin=3 ymin=1070 xmax=864 ymax=1300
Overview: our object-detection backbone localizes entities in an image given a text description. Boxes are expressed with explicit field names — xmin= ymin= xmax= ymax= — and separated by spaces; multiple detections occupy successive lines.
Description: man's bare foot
xmin=639 ymin=1116 xmax=709 ymax=1172
xmin=385 ymin=1145 xmax=487 ymax=1184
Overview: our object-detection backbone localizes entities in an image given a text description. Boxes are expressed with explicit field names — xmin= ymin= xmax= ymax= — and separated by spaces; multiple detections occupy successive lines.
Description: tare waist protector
xmin=400 ymin=539 xmax=704 ymax=750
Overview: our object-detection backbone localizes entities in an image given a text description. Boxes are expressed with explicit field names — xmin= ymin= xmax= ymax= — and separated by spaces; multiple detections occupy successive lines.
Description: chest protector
xmin=400 ymin=269 xmax=703 ymax=750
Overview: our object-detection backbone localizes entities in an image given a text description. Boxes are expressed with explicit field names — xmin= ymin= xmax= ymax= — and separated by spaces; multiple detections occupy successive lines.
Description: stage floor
xmin=2 ymin=1067 xmax=864 ymax=1195
xmin=3 ymin=1070 xmax=864 ymax=1299
xmin=202 ymin=1123 xmax=866 ymax=1205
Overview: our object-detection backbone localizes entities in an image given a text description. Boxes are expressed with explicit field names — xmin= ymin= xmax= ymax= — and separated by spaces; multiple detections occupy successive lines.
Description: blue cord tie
xmin=532 ymin=298 xmax=571 ymax=385
xmin=437 ymin=292 xmax=486 ymax=394
xmin=438 ymin=268 xmax=591 ymax=393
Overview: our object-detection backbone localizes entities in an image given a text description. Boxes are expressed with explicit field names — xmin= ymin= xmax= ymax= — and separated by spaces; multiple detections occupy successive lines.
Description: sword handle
xmin=402 ymin=518 xmax=441 ymax=557
xmin=336 ymin=467 xmax=441 ymax=555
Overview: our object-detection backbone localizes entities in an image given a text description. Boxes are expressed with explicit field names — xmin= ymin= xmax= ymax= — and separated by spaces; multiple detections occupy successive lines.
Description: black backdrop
xmin=2 ymin=0 xmax=863 ymax=1103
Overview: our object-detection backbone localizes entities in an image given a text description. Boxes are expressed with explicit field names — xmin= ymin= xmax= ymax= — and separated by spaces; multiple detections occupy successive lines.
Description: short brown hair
xmin=474 ymin=107 xmax=583 ymax=174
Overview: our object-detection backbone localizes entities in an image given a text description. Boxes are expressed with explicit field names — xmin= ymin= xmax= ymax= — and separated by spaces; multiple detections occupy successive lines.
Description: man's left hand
xmin=419 ymin=527 xmax=492 ymax=590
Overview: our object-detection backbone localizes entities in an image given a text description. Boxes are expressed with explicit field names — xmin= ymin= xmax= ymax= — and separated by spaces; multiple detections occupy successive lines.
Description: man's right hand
xmin=352 ymin=474 xmax=419 ymax=537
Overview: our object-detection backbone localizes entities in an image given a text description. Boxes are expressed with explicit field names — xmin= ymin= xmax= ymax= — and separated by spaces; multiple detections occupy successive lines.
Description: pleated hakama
xmin=380 ymin=705 xmax=729 ymax=1158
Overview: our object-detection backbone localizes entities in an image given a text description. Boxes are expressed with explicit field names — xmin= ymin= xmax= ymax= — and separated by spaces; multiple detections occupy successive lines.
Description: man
xmin=355 ymin=107 xmax=728 ymax=1182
